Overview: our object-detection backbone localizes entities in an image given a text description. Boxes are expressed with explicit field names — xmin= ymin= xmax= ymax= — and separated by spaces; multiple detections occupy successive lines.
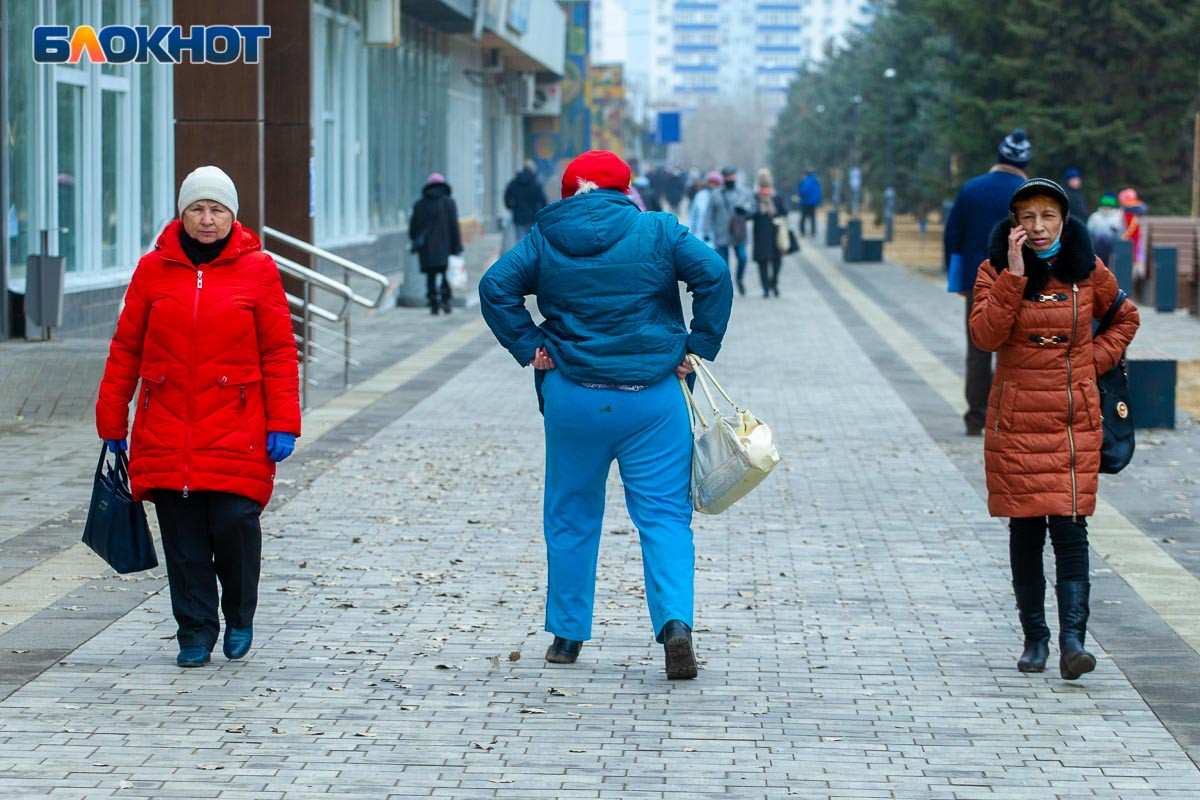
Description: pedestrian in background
xmin=503 ymin=160 xmax=548 ymax=244
xmin=704 ymin=170 xmax=735 ymax=261
xmin=95 ymin=166 xmax=301 ymax=668
xmin=1087 ymin=192 xmax=1124 ymax=266
xmin=1062 ymin=168 xmax=1089 ymax=226
xmin=478 ymin=150 xmax=733 ymax=680
xmin=665 ymin=168 xmax=686 ymax=215
xmin=1119 ymin=187 xmax=1148 ymax=279
xmin=751 ymin=167 xmax=787 ymax=298
xmin=797 ymin=169 xmax=823 ymax=238
xmin=970 ymin=178 xmax=1138 ymax=680
xmin=634 ymin=175 xmax=663 ymax=212
xmin=943 ymin=127 xmax=1031 ymax=436
xmin=722 ymin=167 xmax=752 ymax=296
xmin=688 ymin=171 xmax=717 ymax=243
xmin=409 ymin=173 xmax=464 ymax=315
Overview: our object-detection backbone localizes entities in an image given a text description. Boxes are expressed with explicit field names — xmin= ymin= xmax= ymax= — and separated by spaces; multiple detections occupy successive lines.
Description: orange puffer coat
xmin=96 ymin=220 xmax=301 ymax=507
xmin=970 ymin=217 xmax=1139 ymax=519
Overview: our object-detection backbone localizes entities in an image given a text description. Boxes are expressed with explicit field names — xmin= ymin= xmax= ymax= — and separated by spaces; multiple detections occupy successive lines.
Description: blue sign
xmin=655 ymin=112 xmax=681 ymax=145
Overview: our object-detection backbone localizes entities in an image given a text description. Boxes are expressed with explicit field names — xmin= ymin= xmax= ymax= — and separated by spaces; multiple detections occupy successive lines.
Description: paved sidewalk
xmin=0 ymin=252 xmax=1197 ymax=797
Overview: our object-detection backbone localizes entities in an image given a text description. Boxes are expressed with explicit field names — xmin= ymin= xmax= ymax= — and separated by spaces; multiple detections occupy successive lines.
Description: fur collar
xmin=987 ymin=216 xmax=1096 ymax=299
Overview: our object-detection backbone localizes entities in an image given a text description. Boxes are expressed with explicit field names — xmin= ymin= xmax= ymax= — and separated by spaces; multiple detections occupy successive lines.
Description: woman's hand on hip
xmin=675 ymin=354 xmax=696 ymax=380
xmin=529 ymin=347 xmax=556 ymax=370
xmin=1008 ymin=226 xmax=1027 ymax=277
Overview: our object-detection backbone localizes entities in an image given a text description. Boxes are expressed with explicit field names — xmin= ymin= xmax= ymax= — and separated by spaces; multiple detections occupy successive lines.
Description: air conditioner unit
xmin=522 ymin=77 xmax=563 ymax=116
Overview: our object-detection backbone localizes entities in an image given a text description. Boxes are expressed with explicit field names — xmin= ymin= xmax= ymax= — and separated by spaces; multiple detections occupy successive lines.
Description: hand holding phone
xmin=1007 ymin=223 xmax=1027 ymax=277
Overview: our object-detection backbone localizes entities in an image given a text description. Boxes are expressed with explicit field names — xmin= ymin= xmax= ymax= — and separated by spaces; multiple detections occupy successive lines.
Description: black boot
xmin=661 ymin=620 xmax=697 ymax=679
xmin=545 ymin=636 xmax=582 ymax=664
xmin=1013 ymin=581 xmax=1050 ymax=672
xmin=1057 ymin=580 xmax=1097 ymax=680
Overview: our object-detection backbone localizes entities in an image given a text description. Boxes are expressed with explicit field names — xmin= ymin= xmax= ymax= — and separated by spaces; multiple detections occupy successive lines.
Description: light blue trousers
xmin=541 ymin=370 xmax=695 ymax=643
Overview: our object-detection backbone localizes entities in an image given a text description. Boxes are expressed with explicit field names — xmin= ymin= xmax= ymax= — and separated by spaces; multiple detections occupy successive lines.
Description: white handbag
xmin=447 ymin=254 xmax=468 ymax=290
xmin=679 ymin=356 xmax=781 ymax=515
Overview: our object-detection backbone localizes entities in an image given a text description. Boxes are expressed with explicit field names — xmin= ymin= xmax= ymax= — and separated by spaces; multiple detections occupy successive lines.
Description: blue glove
xmin=266 ymin=431 xmax=296 ymax=463
xmin=103 ymin=438 xmax=128 ymax=454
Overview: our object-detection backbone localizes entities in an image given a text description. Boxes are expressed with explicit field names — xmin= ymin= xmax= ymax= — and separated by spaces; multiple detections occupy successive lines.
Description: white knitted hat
xmin=177 ymin=166 xmax=239 ymax=218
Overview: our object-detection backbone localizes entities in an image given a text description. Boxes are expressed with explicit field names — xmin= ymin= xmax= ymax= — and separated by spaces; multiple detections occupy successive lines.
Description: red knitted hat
xmin=561 ymin=150 xmax=631 ymax=198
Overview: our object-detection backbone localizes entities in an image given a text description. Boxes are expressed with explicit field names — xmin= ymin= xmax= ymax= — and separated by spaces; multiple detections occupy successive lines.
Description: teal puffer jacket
xmin=479 ymin=190 xmax=733 ymax=387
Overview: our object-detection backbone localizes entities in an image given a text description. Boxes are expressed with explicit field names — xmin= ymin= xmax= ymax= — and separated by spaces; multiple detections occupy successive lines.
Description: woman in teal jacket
xmin=479 ymin=150 xmax=733 ymax=679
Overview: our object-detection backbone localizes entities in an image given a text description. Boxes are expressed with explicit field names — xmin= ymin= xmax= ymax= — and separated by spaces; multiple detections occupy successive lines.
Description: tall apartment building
xmin=599 ymin=0 xmax=878 ymax=112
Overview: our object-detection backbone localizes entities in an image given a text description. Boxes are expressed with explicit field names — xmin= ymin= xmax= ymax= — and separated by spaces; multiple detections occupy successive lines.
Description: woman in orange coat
xmin=970 ymin=179 xmax=1138 ymax=680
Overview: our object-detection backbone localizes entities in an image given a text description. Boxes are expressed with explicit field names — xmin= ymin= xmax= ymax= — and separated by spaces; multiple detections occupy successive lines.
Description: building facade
xmin=603 ymin=0 xmax=877 ymax=112
xmin=1 ymin=0 xmax=564 ymax=339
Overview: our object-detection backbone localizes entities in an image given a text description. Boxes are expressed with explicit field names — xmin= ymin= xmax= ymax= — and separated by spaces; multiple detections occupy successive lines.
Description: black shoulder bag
xmin=82 ymin=446 xmax=159 ymax=573
xmin=1093 ymin=290 xmax=1134 ymax=474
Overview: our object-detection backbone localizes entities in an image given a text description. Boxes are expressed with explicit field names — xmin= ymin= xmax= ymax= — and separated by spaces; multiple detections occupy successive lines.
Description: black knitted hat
xmin=1009 ymin=178 xmax=1069 ymax=218
xmin=997 ymin=128 xmax=1032 ymax=166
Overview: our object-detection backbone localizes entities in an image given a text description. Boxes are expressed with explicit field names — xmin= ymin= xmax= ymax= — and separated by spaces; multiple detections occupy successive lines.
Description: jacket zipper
xmin=183 ymin=269 xmax=203 ymax=497
xmin=994 ymin=381 xmax=1007 ymax=437
xmin=1066 ymin=283 xmax=1079 ymax=520
xmin=144 ymin=387 xmax=150 ymax=410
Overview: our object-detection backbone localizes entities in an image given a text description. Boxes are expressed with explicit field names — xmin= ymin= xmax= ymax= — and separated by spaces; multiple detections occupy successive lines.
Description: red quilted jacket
xmin=96 ymin=220 xmax=301 ymax=506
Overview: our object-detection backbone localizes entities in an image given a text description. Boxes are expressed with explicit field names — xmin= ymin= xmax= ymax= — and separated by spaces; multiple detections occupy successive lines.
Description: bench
xmin=1142 ymin=217 xmax=1199 ymax=313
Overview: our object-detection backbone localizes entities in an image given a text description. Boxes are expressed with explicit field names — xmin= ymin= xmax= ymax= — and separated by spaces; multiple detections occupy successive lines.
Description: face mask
xmin=1035 ymin=236 xmax=1062 ymax=259
xmin=724 ymin=180 xmax=735 ymax=189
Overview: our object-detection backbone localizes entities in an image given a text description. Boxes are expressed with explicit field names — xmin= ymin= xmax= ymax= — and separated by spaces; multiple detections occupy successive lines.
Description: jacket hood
xmin=423 ymin=182 xmax=452 ymax=199
xmin=156 ymin=219 xmax=262 ymax=266
xmin=535 ymin=190 xmax=642 ymax=257
xmin=988 ymin=215 xmax=1095 ymax=299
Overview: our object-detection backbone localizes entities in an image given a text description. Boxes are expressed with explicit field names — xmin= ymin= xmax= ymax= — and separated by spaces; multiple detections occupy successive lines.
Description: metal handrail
xmin=262 ymin=225 xmax=390 ymax=309
xmin=267 ymin=251 xmax=359 ymax=409
xmin=271 ymin=252 xmax=354 ymax=320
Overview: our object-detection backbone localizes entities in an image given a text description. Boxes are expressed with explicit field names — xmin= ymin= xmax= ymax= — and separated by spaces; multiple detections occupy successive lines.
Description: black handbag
xmin=1093 ymin=290 xmax=1134 ymax=474
xmin=81 ymin=446 xmax=159 ymax=574
xmin=787 ymin=228 xmax=800 ymax=254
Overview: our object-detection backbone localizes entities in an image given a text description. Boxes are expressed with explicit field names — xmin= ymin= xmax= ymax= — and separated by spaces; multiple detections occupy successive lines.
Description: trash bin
xmin=25 ymin=252 xmax=66 ymax=335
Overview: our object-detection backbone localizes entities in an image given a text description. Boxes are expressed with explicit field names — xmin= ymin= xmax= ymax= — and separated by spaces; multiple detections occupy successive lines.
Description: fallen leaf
xmin=270 ymin=727 xmax=285 ymax=734
xmin=488 ymin=778 xmax=513 ymax=784
xmin=569 ymin=748 xmax=586 ymax=753
xmin=519 ymin=707 xmax=546 ymax=714
xmin=225 ymin=726 xmax=247 ymax=734
xmin=548 ymin=687 xmax=576 ymax=697
xmin=197 ymin=763 xmax=224 ymax=771
xmin=471 ymin=740 xmax=497 ymax=751
xmin=508 ymin=651 xmax=521 ymax=662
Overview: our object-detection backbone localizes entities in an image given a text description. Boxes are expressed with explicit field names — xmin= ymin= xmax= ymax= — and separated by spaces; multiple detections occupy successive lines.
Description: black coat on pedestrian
xmin=409 ymin=181 xmax=463 ymax=273
xmin=504 ymin=170 xmax=548 ymax=226
xmin=751 ymin=192 xmax=787 ymax=262
xmin=1065 ymin=186 xmax=1090 ymax=226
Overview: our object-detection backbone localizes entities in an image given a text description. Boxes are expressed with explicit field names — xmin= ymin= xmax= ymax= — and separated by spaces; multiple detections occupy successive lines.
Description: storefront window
xmin=6 ymin=0 xmax=39 ymax=282
xmin=313 ymin=3 xmax=368 ymax=245
xmin=4 ymin=0 xmax=173 ymax=286
xmin=56 ymin=81 xmax=84 ymax=273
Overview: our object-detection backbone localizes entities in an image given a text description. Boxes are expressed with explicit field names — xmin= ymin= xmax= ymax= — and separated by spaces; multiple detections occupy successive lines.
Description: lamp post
xmin=883 ymin=67 xmax=896 ymax=242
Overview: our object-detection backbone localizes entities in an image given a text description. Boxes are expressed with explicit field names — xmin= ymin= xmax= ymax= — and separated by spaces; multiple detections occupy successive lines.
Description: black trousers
xmin=154 ymin=490 xmax=262 ymax=650
xmin=1009 ymin=515 xmax=1090 ymax=585
xmin=757 ymin=256 xmax=781 ymax=295
xmin=799 ymin=205 xmax=817 ymax=237
xmin=964 ymin=289 xmax=994 ymax=432
xmin=425 ymin=269 xmax=451 ymax=307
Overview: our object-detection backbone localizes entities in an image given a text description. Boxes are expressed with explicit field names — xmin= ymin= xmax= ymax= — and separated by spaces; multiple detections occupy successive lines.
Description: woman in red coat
xmin=96 ymin=166 xmax=301 ymax=668
xmin=970 ymin=179 xmax=1138 ymax=681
